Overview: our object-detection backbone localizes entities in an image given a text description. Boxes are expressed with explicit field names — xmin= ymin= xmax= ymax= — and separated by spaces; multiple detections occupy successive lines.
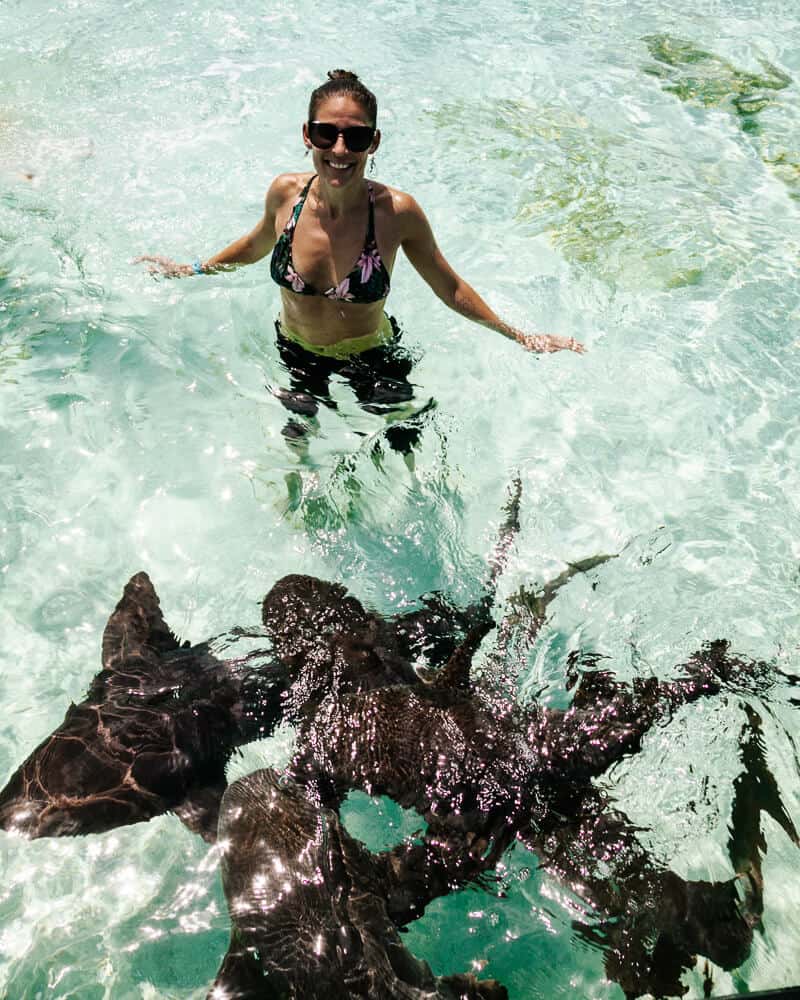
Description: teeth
xmin=328 ymin=162 xmax=351 ymax=170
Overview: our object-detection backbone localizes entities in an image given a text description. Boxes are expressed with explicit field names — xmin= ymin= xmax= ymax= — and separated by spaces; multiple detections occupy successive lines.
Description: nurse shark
xmin=0 ymin=480 xmax=526 ymax=842
xmin=213 ymin=627 xmax=797 ymax=999
xmin=1 ymin=483 xmax=797 ymax=998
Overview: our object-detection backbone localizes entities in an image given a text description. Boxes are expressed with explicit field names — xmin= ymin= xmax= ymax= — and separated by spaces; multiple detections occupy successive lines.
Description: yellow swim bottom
xmin=277 ymin=313 xmax=395 ymax=359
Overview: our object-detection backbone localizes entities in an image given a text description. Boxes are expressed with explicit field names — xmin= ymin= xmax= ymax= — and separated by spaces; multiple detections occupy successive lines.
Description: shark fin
xmin=101 ymin=571 xmax=183 ymax=671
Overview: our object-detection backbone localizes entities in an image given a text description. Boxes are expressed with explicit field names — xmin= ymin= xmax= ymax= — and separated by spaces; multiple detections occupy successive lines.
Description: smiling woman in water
xmin=137 ymin=70 xmax=584 ymax=452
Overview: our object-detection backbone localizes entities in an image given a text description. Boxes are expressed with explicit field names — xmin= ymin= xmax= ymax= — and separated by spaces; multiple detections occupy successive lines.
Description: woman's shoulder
xmin=371 ymin=182 xmax=430 ymax=244
xmin=370 ymin=181 xmax=421 ymax=215
xmin=371 ymin=182 xmax=425 ymax=220
xmin=266 ymin=172 xmax=314 ymax=209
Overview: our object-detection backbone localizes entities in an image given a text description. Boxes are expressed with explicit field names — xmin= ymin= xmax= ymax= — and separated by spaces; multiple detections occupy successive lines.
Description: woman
xmin=138 ymin=70 xmax=584 ymax=453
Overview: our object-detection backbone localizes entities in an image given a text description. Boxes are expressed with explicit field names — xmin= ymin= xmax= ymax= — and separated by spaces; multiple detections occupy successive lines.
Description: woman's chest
xmin=289 ymin=207 xmax=397 ymax=289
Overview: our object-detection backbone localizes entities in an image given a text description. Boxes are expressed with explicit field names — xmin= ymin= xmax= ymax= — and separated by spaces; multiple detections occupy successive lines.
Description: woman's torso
xmin=270 ymin=173 xmax=403 ymax=347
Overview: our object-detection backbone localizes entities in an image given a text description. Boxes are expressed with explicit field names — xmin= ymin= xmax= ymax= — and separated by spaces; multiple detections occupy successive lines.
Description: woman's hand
xmin=514 ymin=331 xmax=586 ymax=354
xmin=133 ymin=255 xmax=197 ymax=278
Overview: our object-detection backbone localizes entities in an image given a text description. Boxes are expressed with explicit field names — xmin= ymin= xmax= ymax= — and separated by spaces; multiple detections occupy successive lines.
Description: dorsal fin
xmin=102 ymin=572 xmax=182 ymax=670
xmin=430 ymin=620 xmax=494 ymax=690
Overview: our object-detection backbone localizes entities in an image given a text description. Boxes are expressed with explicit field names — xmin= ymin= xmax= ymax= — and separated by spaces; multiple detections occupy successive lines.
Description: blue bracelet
xmin=191 ymin=258 xmax=203 ymax=275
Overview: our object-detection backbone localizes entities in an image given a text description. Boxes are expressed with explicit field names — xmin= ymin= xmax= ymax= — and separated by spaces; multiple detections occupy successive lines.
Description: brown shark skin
xmin=0 ymin=479 xmax=525 ymax=844
xmin=212 ymin=767 xmax=508 ymax=1000
xmin=0 ymin=557 xmax=503 ymax=844
xmin=2 ymin=570 xmax=785 ymax=998
xmin=0 ymin=572 xmax=253 ymax=840
xmin=2 ymin=487 xmax=793 ymax=998
xmin=0 ymin=574 xmax=467 ymax=842
xmin=0 ymin=567 xmax=788 ymax=999
xmin=214 ymin=623 xmax=791 ymax=999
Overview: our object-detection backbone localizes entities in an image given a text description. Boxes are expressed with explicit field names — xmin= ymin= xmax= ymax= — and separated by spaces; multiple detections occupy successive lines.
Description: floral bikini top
xmin=270 ymin=175 xmax=391 ymax=303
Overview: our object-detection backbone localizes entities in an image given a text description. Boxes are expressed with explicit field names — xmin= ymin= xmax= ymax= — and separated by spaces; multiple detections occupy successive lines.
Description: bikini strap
xmin=284 ymin=175 xmax=316 ymax=236
xmin=366 ymin=181 xmax=377 ymax=246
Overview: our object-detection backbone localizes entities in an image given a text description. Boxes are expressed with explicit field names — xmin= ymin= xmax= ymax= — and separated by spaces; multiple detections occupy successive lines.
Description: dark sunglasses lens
xmin=308 ymin=122 xmax=375 ymax=152
xmin=343 ymin=126 xmax=374 ymax=152
xmin=308 ymin=122 xmax=338 ymax=148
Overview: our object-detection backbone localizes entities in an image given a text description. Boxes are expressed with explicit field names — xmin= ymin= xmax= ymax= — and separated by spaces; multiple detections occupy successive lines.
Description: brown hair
xmin=308 ymin=69 xmax=378 ymax=126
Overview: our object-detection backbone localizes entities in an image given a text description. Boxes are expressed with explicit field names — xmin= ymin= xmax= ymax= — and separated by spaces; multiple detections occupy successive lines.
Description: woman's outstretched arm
xmin=399 ymin=193 xmax=584 ymax=354
xmin=134 ymin=174 xmax=293 ymax=277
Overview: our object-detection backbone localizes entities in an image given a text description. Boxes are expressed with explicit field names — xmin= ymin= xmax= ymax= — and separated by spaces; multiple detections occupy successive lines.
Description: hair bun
xmin=327 ymin=69 xmax=359 ymax=82
xmin=309 ymin=71 xmax=377 ymax=126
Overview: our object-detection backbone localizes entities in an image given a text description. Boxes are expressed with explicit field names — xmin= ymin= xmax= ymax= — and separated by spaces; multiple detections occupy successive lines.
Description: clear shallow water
xmin=1 ymin=0 xmax=800 ymax=996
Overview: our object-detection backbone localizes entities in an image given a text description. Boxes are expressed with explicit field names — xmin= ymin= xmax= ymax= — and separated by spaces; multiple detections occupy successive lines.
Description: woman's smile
xmin=325 ymin=159 xmax=355 ymax=171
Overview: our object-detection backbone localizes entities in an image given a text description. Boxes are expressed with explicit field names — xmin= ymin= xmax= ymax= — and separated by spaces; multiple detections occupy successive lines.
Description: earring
xmin=305 ymin=148 xmax=310 ymax=157
xmin=369 ymin=156 xmax=376 ymax=175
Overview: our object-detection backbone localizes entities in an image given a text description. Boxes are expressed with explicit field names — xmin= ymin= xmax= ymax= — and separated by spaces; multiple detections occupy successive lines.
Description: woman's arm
xmin=398 ymin=195 xmax=584 ymax=354
xmin=135 ymin=175 xmax=292 ymax=278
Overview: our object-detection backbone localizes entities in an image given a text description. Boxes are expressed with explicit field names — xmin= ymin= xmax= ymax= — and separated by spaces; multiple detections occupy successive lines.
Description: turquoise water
xmin=2 ymin=0 xmax=800 ymax=996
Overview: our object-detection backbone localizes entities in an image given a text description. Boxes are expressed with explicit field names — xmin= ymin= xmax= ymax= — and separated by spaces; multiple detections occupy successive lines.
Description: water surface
xmin=1 ymin=0 xmax=799 ymax=996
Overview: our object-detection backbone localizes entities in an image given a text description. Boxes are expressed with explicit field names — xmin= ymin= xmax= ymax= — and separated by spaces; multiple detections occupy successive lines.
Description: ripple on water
xmin=2 ymin=0 xmax=800 ymax=997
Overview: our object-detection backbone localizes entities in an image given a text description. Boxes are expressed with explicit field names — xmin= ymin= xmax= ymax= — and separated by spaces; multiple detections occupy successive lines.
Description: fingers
xmin=132 ymin=255 xmax=172 ymax=267
xmin=547 ymin=335 xmax=586 ymax=354
xmin=511 ymin=328 xmax=586 ymax=354
xmin=131 ymin=254 xmax=168 ymax=276
xmin=520 ymin=334 xmax=586 ymax=354
xmin=131 ymin=255 xmax=190 ymax=278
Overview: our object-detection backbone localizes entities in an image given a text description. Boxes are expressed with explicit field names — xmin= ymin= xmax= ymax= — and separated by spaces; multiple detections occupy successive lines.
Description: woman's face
xmin=303 ymin=94 xmax=380 ymax=190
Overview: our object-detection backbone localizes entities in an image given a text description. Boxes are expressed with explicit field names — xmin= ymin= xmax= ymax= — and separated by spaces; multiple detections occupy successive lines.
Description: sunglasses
xmin=307 ymin=121 xmax=376 ymax=153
